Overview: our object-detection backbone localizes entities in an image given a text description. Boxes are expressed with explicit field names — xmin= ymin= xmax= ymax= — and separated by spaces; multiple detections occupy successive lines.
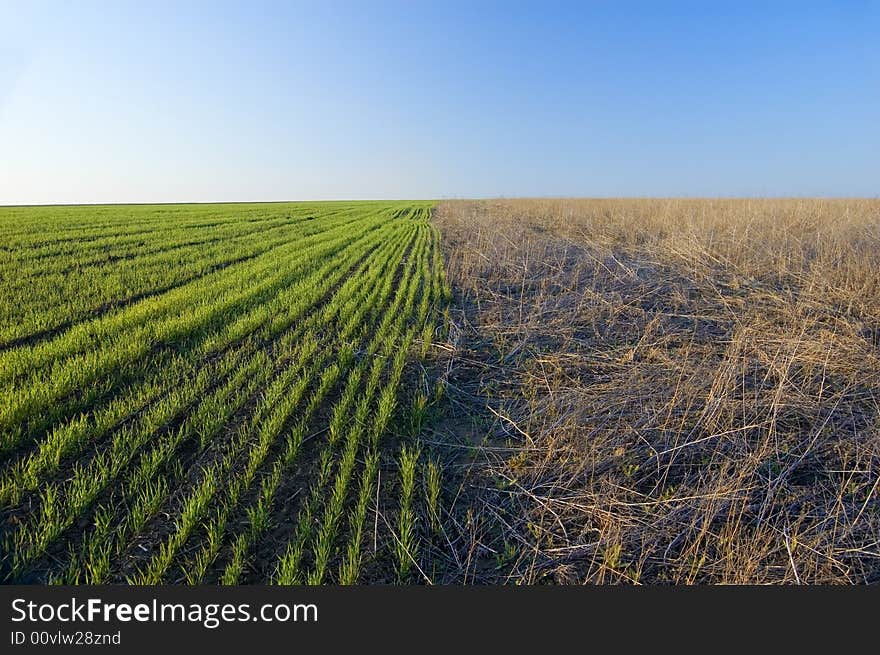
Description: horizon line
xmin=2 ymin=195 xmax=879 ymax=209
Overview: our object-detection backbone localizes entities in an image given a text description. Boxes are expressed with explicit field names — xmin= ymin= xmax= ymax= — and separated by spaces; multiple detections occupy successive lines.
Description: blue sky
xmin=1 ymin=1 xmax=877 ymax=203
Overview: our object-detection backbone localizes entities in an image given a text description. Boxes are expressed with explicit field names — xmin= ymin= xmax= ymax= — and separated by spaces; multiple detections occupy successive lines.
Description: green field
xmin=0 ymin=201 xmax=447 ymax=584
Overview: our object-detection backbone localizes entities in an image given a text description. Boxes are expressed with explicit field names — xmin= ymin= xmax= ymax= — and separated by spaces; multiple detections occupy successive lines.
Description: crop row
xmin=0 ymin=201 xmax=447 ymax=584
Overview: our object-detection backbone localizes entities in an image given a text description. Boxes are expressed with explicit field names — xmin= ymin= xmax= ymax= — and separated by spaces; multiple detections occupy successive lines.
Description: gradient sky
xmin=1 ymin=1 xmax=878 ymax=203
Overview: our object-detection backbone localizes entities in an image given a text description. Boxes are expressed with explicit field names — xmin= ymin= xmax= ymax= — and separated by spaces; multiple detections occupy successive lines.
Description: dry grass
xmin=432 ymin=198 xmax=880 ymax=584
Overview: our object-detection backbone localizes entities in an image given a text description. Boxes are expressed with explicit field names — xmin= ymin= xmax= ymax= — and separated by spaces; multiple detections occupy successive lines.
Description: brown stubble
xmin=432 ymin=198 xmax=880 ymax=584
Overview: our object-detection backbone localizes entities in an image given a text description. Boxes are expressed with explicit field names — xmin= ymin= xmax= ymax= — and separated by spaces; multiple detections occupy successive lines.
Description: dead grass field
xmin=431 ymin=198 xmax=880 ymax=584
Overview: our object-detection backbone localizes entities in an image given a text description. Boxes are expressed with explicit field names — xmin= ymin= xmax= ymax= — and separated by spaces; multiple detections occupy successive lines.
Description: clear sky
xmin=1 ymin=1 xmax=877 ymax=203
